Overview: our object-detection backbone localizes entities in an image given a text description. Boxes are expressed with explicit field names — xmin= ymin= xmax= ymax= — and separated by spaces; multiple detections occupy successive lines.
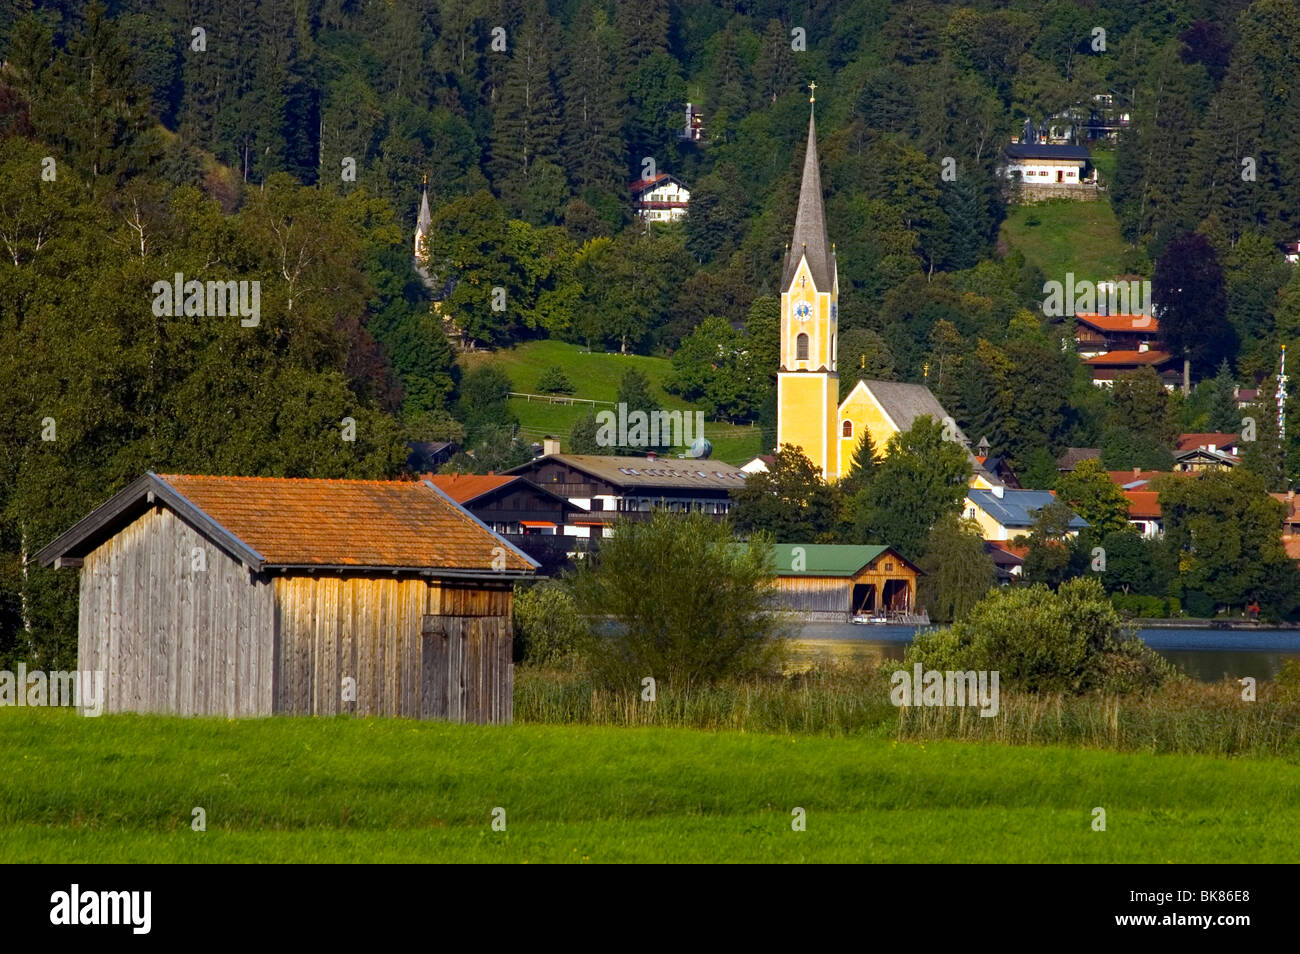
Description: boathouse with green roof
xmin=769 ymin=544 xmax=924 ymax=623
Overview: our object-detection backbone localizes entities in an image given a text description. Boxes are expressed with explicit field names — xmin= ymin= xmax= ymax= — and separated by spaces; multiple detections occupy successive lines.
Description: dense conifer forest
xmin=4 ymin=0 xmax=1300 ymax=663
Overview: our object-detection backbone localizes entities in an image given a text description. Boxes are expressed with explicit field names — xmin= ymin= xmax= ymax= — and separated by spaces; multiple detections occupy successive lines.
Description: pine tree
xmin=41 ymin=2 xmax=162 ymax=192
xmin=488 ymin=15 xmax=564 ymax=216
xmin=754 ymin=18 xmax=797 ymax=105
xmin=1206 ymin=360 xmax=1240 ymax=432
xmin=614 ymin=0 xmax=669 ymax=72
xmin=840 ymin=427 xmax=880 ymax=497
xmin=614 ymin=367 xmax=667 ymax=454
xmin=562 ymin=6 xmax=627 ymax=206
xmin=939 ymin=175 xmax=986 ymax=270
xmin=570 ymin=410 xmax=602 ymax=454
xmin=706 ymin=26 xmax=750 ymax=141
xmin=1152 ymin=231 xmax=1235 ymax=380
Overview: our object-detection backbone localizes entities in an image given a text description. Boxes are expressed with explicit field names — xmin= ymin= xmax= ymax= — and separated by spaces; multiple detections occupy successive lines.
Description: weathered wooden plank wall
xmin=77 ymin=512 xmax=515 ymax=722
xmin=273 ymin=577 xmax=514 ymax=723
xmin=78 ymin=507 xmax=274 ymax=716
xmin=772 ymin=577 xmax=851 ymax=613
xmin=418 ymin=615 xmax=512 ymax=724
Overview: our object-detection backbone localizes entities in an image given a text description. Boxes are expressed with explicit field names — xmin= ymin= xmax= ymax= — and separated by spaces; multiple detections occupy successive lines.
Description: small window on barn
xmin=796 ymin=333 xmax=809 ymax=361
xmin=842 ymin=420 xmax=853 ymax=438
xmin=886 ymin=562 xmax=894 ymax=571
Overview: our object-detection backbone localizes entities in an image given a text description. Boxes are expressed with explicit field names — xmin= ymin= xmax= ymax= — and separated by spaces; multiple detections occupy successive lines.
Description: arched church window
xmin=796 ymin=333 xmax=809 ymax=361
xmin=842 ymin=420 xmax=853 ymax=438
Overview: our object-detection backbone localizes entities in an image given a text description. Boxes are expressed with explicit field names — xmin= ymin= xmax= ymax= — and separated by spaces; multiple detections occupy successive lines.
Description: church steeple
xmin=414 ymin=177 xmax=432 ymax=263
xmin=781 ymin=100 xmax=835 ymax=293
xmin=775 ymin=85 xmax=840 ymax=481
xmin=414 ymin=177 xmax=435 ymax=290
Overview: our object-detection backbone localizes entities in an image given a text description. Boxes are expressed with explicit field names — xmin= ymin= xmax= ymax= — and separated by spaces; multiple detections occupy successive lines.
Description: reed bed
xmin=515 ymin=663 xmax=1300 ymax=758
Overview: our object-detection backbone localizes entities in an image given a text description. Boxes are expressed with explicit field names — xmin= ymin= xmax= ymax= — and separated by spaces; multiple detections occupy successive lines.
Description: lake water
xmin=792 ymin=625 xmax=1300 ymax=683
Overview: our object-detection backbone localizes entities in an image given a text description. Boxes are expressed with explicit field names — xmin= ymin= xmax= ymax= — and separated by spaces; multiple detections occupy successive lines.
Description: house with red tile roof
xmin=1073 ymin=313 xmax=1181 ymax=388
xmin=36 ymin=473 xmax=536 ymax=722
xmin=629 ymin=172 xmax=689 ymax=223
xmin=1176 ymin=433 xmax=1241 ymax=455
xmin=1122 ymin=490 xmax=1163 ymax=538
xmin=1074 ymin=313 xmax=1160 ymax=357
xmin=1084 ymin=349 xmax=1180 ymax=387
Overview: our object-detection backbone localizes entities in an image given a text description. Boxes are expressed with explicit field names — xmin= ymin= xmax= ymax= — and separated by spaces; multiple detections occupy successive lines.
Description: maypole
xmin=1279 ymin=344 xmax=1288 ymax=444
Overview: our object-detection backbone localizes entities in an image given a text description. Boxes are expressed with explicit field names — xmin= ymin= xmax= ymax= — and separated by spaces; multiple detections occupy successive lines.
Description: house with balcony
xmin=504 ymin=453 xmax=748 ymax=538
xmin=630 ymin=173 xmax=690 ymax=223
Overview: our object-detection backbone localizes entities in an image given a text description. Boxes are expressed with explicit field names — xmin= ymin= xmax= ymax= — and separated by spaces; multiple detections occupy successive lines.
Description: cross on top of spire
xmin=808 ymin=81 xmax=816 ymax=103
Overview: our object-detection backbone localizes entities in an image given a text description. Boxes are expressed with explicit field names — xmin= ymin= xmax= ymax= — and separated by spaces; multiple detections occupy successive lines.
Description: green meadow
xmin=3 ymin=708 xmax=1297 ymax=863
xmin=1000 ymin=196 xmax=1129 ymax=281
xmin=461 ymin=340 xmax=767 ymax=464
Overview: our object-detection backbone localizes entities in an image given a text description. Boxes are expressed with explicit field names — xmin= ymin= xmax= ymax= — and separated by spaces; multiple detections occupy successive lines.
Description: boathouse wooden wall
xmin=75 ymin=507 xmax=516 ymax=722
xmin=772 ymin=577 xmax=851 ymax=613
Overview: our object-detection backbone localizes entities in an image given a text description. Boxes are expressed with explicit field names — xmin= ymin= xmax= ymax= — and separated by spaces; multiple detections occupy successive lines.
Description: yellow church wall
xmin=835 ymin=383 xmax=898 ymax=476
xmin=778 ymin=372 xmax=839 ymax=479
xmin=781 ymin=259 xmax=835 ymax=371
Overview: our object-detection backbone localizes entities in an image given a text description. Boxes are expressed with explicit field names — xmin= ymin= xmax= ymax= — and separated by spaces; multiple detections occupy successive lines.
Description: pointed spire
xmin=416 ymin=180 xmax=432 ymax=240
xmin=782 ymin=97 xmax=834 ymax=293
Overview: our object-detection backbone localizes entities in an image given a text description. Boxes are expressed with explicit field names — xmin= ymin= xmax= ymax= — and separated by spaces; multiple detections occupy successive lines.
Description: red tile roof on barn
xmin=158 ymin=474 xmax=534 ymax=571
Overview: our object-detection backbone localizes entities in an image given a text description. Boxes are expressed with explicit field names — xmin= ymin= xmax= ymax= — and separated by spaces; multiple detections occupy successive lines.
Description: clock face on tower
xmin=795 ymin=303 xmax=812 ymax=321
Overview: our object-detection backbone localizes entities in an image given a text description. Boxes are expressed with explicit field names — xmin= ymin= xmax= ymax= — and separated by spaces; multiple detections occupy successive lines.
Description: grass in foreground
xmin=2 ymin=709 xmax=1298 ymax=863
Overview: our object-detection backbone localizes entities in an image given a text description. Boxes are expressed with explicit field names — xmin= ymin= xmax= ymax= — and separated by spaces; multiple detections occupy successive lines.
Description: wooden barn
xmin=35 ymin=473 xmax=538 ymax=722
xmin=770 ymin=544 xmax=924 ymax=623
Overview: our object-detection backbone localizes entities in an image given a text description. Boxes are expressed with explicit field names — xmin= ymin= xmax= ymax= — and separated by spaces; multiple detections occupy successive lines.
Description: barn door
xmin=419 ymin=615 xmax=513 ymax=724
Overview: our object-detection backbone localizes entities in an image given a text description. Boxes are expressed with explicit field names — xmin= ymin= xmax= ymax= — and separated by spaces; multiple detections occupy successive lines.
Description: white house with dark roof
xmin=1003 ymin=142 xmax=1096 ymax=202
xmin=629 ymin=173 xmax=690 ymax=223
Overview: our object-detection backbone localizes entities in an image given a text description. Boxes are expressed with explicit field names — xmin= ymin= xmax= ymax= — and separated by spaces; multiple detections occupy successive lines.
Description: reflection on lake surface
xmin=791 ymin=625 xmax=1300 ymax=683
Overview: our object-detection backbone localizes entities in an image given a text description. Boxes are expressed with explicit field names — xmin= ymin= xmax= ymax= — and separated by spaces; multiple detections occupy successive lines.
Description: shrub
xmin=1277 ymin=658 xmax=1300 ymax=692
xmin=1182 ymin=589 xmax=1216 ymax=618
xmin=513 ymin=581 xmax=586 ymax=666
xmin=568 ymin=511 xmax=789 ymax=689
xmin=536 ymin=366 xmax=574 ymax=394
xmin=1110 ymin=592 xmax=1172 ymax=618
xmin=906 ymin=577 xmax=1171 ymax=694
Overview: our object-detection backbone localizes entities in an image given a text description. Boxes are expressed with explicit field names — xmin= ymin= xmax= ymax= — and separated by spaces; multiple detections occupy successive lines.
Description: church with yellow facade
xmin=777 ymin=97 xmax=989 ymax=486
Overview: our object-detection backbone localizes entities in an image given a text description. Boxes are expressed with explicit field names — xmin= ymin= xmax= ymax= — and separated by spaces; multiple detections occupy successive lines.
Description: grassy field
xmin=1000 ymin=197 xmax=1128 ymax=282
xmin=3 ymin=708 xmax=1298 ymax=863
xmin=461 ymin=340 xmax=767 ymax=463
